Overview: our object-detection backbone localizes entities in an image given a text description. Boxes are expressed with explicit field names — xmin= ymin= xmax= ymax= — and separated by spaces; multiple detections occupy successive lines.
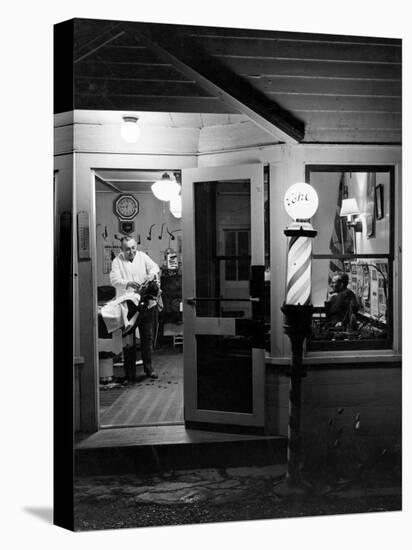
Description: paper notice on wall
xmin=370 ymin=267 xmax=379 ymax=319
xmin=103 ymin=245 xmax=121 ymax=274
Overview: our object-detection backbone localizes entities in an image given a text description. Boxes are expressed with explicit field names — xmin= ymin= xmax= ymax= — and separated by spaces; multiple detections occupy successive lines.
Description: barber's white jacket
xmin=110 ymin=251 xmax=159 ymax=298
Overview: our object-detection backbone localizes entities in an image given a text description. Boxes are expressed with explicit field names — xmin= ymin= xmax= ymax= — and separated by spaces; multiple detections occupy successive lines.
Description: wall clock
xmin=113 ymin=194 xmax=139 ymax=220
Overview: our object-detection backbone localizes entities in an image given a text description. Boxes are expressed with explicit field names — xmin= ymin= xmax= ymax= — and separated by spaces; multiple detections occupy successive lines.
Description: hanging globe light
xmin=169 ymin=194 xmax=182 ymax=218
xmin=151 ymin=172 xmax=181 ymax=202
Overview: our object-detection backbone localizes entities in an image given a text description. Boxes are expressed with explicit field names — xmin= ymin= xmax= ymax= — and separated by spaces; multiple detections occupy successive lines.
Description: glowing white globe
xmin=169 ymin=195 xmax=182 ymax=218
xmin=284 ymin=182 xmax=319 ymax=220
xmin=151 ymin=173 xmax=181 ymax=202
xmin=121 ymin=117 xmax=141 ymax=143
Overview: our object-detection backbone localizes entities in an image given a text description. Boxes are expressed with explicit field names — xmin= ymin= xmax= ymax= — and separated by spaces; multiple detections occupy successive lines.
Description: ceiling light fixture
xmin=121 ymin=115 xmax=141 ymax=143
xmin=151 ymin=172 xmax=181 ymax=202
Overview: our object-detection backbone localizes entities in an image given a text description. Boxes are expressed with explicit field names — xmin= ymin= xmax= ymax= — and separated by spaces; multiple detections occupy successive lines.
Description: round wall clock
xmin=114 ymin=194 xmax=139 ymax=220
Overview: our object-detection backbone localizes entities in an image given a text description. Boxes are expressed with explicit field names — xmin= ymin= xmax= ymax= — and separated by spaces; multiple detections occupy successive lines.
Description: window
xmin=224 ymin=229 xmax=251 ymax=281
xmin=306 ymin=166 xmax=394 ymax=351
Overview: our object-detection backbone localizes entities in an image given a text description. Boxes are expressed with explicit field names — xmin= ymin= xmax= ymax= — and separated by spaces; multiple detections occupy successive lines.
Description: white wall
xmin=95 ymin=191 xmax=182 ymax=287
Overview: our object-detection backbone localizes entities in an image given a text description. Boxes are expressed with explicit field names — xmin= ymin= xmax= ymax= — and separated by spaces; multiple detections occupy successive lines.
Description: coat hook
xmin=137 ymin=233 xmax=141 ymax=245
xmin=166 ymin=226 xmax=175 ymax=240
xmin=147 ymin=224 xmax=156 ymax=241
xmin=158 ymin=222 xmax=165 ymax=240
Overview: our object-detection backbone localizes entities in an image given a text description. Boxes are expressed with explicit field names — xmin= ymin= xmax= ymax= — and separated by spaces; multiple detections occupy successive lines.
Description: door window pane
xmin=196 ymin=335 xmax=253 ymax=413
xmin=194 ymin=180 xmax=251 ymax=318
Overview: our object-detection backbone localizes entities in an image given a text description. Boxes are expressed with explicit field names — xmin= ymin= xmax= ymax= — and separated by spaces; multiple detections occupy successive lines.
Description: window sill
xmin=266 ymin=351 xmax=401 ymax=366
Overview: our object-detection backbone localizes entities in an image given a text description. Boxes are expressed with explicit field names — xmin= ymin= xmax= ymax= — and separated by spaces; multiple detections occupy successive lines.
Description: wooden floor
xmin=76 ymin=424 xmax=281 ymax=449
xmin=100 ymin=349 xmax=183 ymax=427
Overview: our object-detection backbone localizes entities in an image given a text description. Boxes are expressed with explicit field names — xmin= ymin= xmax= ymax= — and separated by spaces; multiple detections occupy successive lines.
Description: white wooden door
xmin=182 ymin=164 xmax=265 ymax=430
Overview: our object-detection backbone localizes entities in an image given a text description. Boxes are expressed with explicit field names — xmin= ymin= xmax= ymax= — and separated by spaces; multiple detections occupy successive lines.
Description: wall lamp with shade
xmin=340 ymin=198 xmax=362 ymax=253
xmin=151 ymin=172 xmax=181 ymax=202
xmin=121 ymin=115 xmax=141 ymax=143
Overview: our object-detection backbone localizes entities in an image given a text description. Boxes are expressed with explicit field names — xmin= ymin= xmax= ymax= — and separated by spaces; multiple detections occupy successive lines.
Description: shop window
xmin=306 ymin=166 xmax=394 ymax=351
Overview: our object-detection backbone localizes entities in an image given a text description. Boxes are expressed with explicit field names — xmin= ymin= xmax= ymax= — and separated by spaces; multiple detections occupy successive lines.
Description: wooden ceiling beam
xmin=131 ymin=26 xmax=304 ymax=143
xmin=74 ymin=26 xmax=126 ymax=64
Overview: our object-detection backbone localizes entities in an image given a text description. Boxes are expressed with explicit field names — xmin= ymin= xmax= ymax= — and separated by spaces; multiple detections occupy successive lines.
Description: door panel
xmin=182 ymin=164 xmax=265 ymax=429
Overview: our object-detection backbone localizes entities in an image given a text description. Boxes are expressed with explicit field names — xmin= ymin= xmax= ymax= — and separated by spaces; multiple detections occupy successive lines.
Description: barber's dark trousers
xmin=123 ymin=345 xmax=137 ymax=381
xmin=137 ymin=306 xmax=155 ymax=373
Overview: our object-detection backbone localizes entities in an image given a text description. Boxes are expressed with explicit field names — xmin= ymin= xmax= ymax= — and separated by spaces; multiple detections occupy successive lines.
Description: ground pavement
xmin=74 ymin=464 xmax=401 ymax=531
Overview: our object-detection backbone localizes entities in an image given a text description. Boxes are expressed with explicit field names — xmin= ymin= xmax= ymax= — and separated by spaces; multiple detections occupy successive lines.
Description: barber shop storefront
xmin=54 ymin=20 xmax=401 ymax=455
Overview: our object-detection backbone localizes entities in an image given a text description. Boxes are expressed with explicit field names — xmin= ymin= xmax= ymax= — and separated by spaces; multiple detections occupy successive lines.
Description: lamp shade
xmin=340 ymin=198 xmax=360 ymax=217
xmin=121 ymin=116 xmax=141 ymax=143
xmin=151 ymin=173 xmax=181 ymax=202
xmin=169 ymin=194 xmax=182 ymax=218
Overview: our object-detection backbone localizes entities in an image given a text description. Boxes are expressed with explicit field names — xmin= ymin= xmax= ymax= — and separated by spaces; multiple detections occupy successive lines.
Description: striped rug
xmin=100 ymin=350 xmax=183 ymax=427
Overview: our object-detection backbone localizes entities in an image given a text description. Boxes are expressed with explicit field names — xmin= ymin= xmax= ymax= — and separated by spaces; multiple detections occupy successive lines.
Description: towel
xmin=100 ymin=292 xmax=141 ymax=334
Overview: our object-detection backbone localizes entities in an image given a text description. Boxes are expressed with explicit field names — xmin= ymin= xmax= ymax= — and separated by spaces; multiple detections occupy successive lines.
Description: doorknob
xmin=249 ymin=296 xmax=260 ymax=302
xmin=186 ymin=297 xmax=196 ymax=306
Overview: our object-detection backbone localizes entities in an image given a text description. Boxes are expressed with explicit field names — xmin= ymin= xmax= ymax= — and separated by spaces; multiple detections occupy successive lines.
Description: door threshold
xmin=100 ymin=421 xmax=185 ymax=430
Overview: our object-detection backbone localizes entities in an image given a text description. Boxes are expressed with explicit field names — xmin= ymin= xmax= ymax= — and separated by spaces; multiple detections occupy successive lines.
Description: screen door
xmin=182 ymin=164 xmax=265 ymax=430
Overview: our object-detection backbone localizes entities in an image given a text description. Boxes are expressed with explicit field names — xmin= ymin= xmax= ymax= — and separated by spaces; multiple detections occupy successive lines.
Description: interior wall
xmin=96 ymin=191 xmax=182 ymax=287
xmin=310 ymin=171 xmax=391 ymax=305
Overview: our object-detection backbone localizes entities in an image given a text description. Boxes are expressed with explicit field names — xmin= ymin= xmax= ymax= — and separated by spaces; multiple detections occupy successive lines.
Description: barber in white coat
xmin=110 ymin=236 xmax=160 ymax=381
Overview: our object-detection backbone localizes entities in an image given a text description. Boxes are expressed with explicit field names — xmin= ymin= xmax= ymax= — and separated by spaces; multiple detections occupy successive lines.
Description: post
xmin=275 ymin=183 xmax=318 ymax=495
xmin=281 ymin=302 xmax=314 ymax=487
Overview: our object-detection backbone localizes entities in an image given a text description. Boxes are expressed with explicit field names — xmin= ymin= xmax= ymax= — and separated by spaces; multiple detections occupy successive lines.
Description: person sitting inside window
xmin=326 ymin=272 xmax=359 ymax=330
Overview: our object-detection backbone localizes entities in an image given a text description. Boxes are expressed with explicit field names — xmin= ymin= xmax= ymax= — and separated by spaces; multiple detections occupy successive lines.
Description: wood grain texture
xmin=198 ymin=37 xmax=401 ymax=64
xmin=67 ymin=20 xmax=402 ymax=144
xmin=223 ymin=58 xmax=401 ymax=80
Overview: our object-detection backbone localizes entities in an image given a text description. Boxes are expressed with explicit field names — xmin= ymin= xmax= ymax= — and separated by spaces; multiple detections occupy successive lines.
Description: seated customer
xmin=326 ymin=272 xmax=359 ymax=330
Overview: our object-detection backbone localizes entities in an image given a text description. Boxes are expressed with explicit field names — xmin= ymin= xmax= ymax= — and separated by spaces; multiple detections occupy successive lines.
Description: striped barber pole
xmin=285 ymin=229 xmax=313 ymax=306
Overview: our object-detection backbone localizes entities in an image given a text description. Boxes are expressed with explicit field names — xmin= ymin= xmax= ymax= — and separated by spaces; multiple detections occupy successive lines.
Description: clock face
xmin=114 ymin=195 xmax=139 ymax=220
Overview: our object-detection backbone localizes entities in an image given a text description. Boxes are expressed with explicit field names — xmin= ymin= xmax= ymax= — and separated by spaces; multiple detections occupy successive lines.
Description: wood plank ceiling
xmin=69 ymin=19 xmax=402 ymax=144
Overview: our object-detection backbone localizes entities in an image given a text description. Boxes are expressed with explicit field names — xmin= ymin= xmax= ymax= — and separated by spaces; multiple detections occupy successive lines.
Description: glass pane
xmin=225 ymin=259 xmax=237 ymax=281
xmin=237 ymin=231 xmax=249 ymax=255
xmin=194 ymin=180 xmax=251 ymax=318
xmin=308 ymin=258 xmax=391 ymax=350
xmin=238 ymin=258 xmax=250 ymax=281
xmin=197 ymin=335 xmax=253 ymax=413
xmin=309 ymin=171 xmax=391 ymax=255
xmin=225 ymin=231 xmax=236 ymax=255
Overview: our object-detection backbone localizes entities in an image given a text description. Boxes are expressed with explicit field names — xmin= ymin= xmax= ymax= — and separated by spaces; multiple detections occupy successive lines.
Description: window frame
xmin=305 ymin=164 xmax=395 ymax=351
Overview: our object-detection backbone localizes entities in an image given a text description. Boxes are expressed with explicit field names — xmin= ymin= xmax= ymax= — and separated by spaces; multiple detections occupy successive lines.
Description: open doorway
xmin=95 ymin=169 xmax=184 ymax=428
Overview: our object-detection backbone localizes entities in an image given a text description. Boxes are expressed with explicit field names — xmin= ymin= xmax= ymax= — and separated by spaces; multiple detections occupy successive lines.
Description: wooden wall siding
xmin=69 ymin=19 xmax=402 ymax=144
xmin=266 ymin=366 xmax=402 ymax=440
xmin=266 ymin=366 xmax=401 ymax=462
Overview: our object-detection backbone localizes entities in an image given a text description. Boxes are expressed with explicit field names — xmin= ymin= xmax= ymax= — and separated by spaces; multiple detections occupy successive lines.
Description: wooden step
xmin=75 ymin=425 xmax=286 ymax=475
